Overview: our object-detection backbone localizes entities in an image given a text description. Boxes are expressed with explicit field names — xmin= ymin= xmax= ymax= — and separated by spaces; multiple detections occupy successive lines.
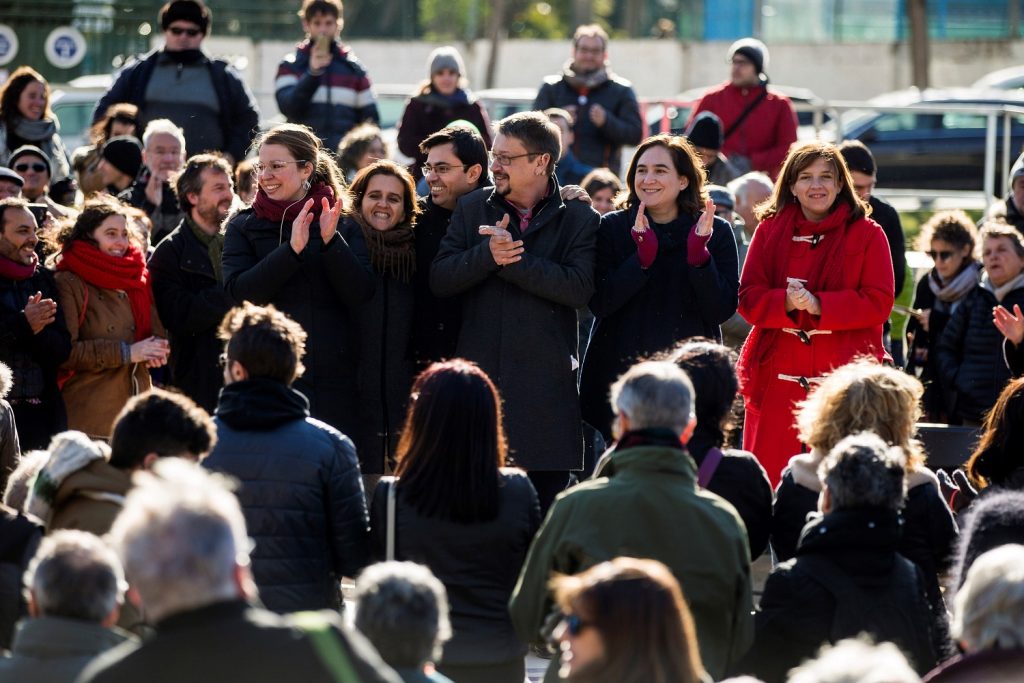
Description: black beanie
xmin=837 ymin=140 xmax=876 ymax=176
xmin=686 ymin=111 xmax=724 ymax=151
xmin=8 ymin=145 xmax=51 ymax=177
xmin=102 ymin=136 xmax=144 ymax=180
xmin=160 ymin=0 xmax=211 ymax=34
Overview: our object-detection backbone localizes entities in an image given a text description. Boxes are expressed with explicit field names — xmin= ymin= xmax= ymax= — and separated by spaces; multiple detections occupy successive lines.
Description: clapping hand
xmin=318 ymin=196 xmax=343 ymax=244
xmin=290 ymin=199 xmax=316 ymax=255
xmin=479 ymin=214 xmax=523 ymax=266
xmin=23 ymin=291 xmax=57 ymax=334
xmin=631 ymin=202 xmax=658 ymax=269
xmin=786 ymin=279 xmax=821 ymax=316
xmin=695 ymin=197 xmax=716 ymax=237
xmin=993 ymin=304 xmax=1024 ymax=346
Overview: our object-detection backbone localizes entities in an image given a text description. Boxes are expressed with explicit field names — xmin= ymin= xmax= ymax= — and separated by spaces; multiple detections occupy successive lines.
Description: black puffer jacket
xmin=204 ymin=378 xmax=369 ymax=613
xmin=936 ymin=280 xmax=1024 ymax=424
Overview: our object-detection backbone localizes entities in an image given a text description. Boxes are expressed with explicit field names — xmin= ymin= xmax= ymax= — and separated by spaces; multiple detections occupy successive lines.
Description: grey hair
xmin=727 ymin=171 xmax=773 ymax=204
xmin=610 ymin=360 xmax=695 ymax=436
xmin=952 ymin=544 xmax=1024 ymax=652
xmin=354 ymin=561 xmax=452 ymax=669
xmin=3 ymin=450 xmax=50 ymax=512
xmin=818 ymin=432 xmax=907 ymax=512
xmin=24 ymin=529 xmax=126 ymax=622
xmin=142 ymin=118 xmax=186 ymax=151
xmin=108 ymin=458 xmax=250 ymax=623
xmin=787 ymin=636 xmax=920 ymax=683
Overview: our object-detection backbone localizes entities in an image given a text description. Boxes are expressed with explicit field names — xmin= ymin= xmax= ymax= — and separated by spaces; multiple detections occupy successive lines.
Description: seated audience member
xmin=924 ymin=544 xmax=1024 ymax=682
xmin=118 ymin=119 xmax=186 ymax=247
xmin=203 ymin=302 xmax=368 ymax=614
xmin=0 ymin=530 xmax=132 ymax=682
xmin=76 ymin=459 xmax=400 ymax=683
xmin=668 ymin=340 xmax=772 ymax=558
xmin=27 ymin=389 xmax=215 ymax=535
xmin=550 ymin=557 xmax=708 ymax=683
xmin=983 ymin=151 xmax=1024 ymax=232
xmin=72 ymin=103 xmax=140 ymax=196
xmin=787 ymin=638 xmax=921 ymax=683
xmin=0 ymin=500 xmax=42 ymax=651
xmin=96 ymin=137 xmax=143 ymax=196
xmin=739 ymin=433 xmax=944 ymax=683
xmin=936 ymin=223 xmax=1024 ymax=425
xmin=234 ymin=158 xmax=256 ymax=206
xmin=354 ymin=562 xmax=454 ymax=683
xmin=510 ymin=361 xmax=753 ymax=681
xmin=950 ymin=490 xmax=1024 ymax=592
xmin=771 ymin=360 xmax=957 ymax=609
xmin=0 ymin=167 xmax=23 ymax=199
xmin=685 ymin=111 xmax=740 ymax=186
xmin=727 ymin=171 xmax=773 ymax=241
xmin=337 ymin=123 xmax=387 ymax=182
xmin=8 ymin=146 xmax=70 ymax=220
xmin=579 ymin=167 xmax=622 ymax=216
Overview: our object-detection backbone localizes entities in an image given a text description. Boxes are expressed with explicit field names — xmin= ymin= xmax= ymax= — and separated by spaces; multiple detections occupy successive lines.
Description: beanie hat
xmin=429 ymin=46 xmax=466 ymax=77
xmin=26 ymin=431 xmax=112 ymax=525
xmin=8 ymin=145 xmax=51 ymax=177
xmin=102 ymin=136 xmax=144 ymax=180
xmin=838 ymin=140 xmax=876 ymax=176
xmin=0 ymin=166 xmax=24 ymax=188
xmin=160 ymin=0 xmax=211 ymax=34
xmin=686 ymin=111 xmax=724 ymax=151
xmin=729 ymin=37 xmax=769 ymax=79
xmin=707 ymin=184 xmax=735 ymax=211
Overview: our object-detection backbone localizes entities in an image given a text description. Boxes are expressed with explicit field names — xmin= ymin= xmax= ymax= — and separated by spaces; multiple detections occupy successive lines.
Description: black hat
xmin=686 ymin=111 xmax=724 ymax=151
xmin=8 ymin=146 xmax=51 ymax=178
xmin=0 ymin=167 xmax=24 ymax=188
xmin=729 ymin=38 xmax=769 ymax=79
xmin=102 ymin=136 xmax=144 ymax=180
xmin=707 ymin=184 xmax=735 ymax=211
xmin=160 ymin=0 xmax=211 ymax=34
xmin=837 ymin=140 xmax=876 ymax=176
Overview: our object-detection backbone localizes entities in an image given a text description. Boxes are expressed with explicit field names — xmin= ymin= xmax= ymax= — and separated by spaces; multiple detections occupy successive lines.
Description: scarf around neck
xmin=929 ymin=260 xmax=981 ymax=304
xmin=252 ymin=182 xmax=336 ymax=243
xmin=13 ymin=117 xmax=57 ymax=143
xmin=188 ymin=214 xmax=225 ymax=283
xmin=418 ymin=88 xmax=471 ymax=108
xmin=56 ymin=240 xmax=153 ymax=340
xmin=351 ymin=213 xmax=416 ymax=283
xmin=0 ymin=253 xmax=38 ymax=281
xmin=982 ymin=271 xmax=1024 ymax=303
xmin=562 ymin=61 xmax=611 ymax=91
xmin=161 ymin=48 xmax=205 ymax=65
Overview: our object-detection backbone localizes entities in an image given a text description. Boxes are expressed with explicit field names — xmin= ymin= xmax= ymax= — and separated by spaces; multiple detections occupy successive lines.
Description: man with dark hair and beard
xmin=148 ymin=153 xmax=236 ymax=411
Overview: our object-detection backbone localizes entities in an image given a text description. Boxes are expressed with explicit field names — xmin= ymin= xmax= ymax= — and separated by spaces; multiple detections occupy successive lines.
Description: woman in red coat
xmin=736 ymin=141 xmax=894 ymax=486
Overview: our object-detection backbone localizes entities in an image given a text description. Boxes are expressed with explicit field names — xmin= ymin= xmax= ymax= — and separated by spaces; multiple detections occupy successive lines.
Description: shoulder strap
xmin=78 ymin=281 xmax=89 ymax=329
xmin=292 ymin=611 xmax=361 ymax=683
xmin=386 ymin=476 xmax=397 ymax=562
xmin=723 ymin=88 xmax=769 ymax=140
xmin=697 ymin=447 xmax=725 ymax=488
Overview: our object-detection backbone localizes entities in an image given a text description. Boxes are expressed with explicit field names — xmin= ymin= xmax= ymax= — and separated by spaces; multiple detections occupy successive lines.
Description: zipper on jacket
xmin=379 ymin=276 xmax=391 ymax=469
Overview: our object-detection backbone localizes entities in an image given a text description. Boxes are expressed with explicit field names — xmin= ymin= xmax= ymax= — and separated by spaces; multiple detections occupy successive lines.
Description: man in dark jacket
xmin=275 ymin=0 xmax=379 ymax=151
xmin=736 ymin=433 xmax=944 ymax=683
xmin=203 ymin=302 xmax=369 ymax=613
xmin=430 ymin=112 xmax=599 ymax=512
xmin=533 ymin=25 xmax=642 ymax=176
xmin=91 ymin=0 xmax=259 ymax=163
xmin=78 ymin=459 xmax=399 ymax=683
xmin=0 ymin=197 xmax=70 ymax=449
xmin=149 ymin=153 xmax=235 ymax=412
xmin=119 ymin=119 xmax=186 ymax=248
xmin=0 ymin=502 xmax=42 ymax=652
xmin=984 ymin=151 xmax=1024 ymax=233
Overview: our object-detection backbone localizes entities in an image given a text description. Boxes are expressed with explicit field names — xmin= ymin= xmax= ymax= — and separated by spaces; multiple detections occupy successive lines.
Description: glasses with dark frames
xmin=926 ymin=250 xmax=956 ymax=262
xmin=168 ymin=26 xmax=202 ymax=37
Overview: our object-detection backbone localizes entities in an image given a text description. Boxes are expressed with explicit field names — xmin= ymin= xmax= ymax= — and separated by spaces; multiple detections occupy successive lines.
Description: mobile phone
xmin=27 ymin=203 xmax=48 ymax=226
xmin=314 ymin=34 xmax=332 ymax=57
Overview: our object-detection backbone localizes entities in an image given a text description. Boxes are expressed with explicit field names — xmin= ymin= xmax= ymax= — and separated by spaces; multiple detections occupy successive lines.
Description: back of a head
xmin=219 ymin=302 xmax=307 ymax=385
xmin=354 ymin=561 xmax=451 ymax=670
xmin=109 ymin=388 xmax=215 ymax=470
xmin=786 ymin=637 xmax=920 ymax=683
xmin=108 ymin=458 xmax=248 ymax=622
xmin=818 ymin=432 xmax=907 ymax=512
xmin=25 ymin=529 xmax=126 ymax=623
xmin=3 ymin=449 xmax=50 ymax=512
xmin=611 ymin=360 xmax=694 ymax=437
xmin=670 ymin=339 xmax=738 ymax=445
xmin=966 ymin=377 xmax=1024 ymax=489
xmin=837 ymin=140 xmax=876 ymax=177
xmin=953 ymin=489 xmax=1024 ymax=590
xmin=952 ymin=544 xmax=1024 ymax=653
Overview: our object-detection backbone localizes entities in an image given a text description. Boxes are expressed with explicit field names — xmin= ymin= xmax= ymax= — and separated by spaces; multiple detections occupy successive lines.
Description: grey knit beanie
xmin=429 ymin=46 xmax=466 ymax=77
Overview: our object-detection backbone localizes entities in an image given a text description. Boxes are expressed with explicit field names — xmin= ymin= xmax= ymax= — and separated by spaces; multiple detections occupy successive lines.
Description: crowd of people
xmin=2 ymin=0 xmax=1024 ymax=681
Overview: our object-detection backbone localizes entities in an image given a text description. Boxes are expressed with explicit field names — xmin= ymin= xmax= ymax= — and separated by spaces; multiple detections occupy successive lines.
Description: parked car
xmin=972 ymin=65 xmax=1024 ymax=91
xmin=50 ymin=74 xmax=111 ymax=154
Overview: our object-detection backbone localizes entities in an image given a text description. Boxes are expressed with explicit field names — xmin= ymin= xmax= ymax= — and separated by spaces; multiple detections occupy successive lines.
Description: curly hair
xmin=914 ymin=209 xmax=978 ymax=253
xmin=219 ymin=302 xmax=307 ymax=384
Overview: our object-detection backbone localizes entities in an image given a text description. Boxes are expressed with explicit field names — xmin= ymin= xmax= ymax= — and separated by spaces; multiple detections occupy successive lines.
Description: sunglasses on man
xmin=168 ymin=26 xmax=202 ymax=37
xmin=13 ymin=163 xmax=47 ymax=174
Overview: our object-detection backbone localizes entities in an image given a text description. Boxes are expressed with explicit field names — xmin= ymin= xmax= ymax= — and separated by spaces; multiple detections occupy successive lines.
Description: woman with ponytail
xmin=53 ymin=196 xmax=169 ymax=438
xmin=736 ymin=141 xmax=895 ymax=486
xmin=223 ymin=123 xmax=375 ymax=435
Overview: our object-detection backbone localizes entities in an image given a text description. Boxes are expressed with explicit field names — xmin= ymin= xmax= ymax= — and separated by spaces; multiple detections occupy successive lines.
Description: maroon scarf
xmin=56 ymin=240 xmax=153 ymax=341
xmin=0 ymin=253 xmax=38 ymax=281
xmin=252 ymin=182 xmax=336 ymax=225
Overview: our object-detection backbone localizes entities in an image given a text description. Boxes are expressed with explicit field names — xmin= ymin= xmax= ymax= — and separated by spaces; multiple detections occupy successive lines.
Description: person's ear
xmin=230 ymin=360 xmax=248 ymax=382
xmin=819 ymin=485 xmax=832 ymax=514
xmin=466 ymin=163 xmax=483 ymax=185
xmin=680 ymin=414 xmax=697 ymax=444
xmin=141 ymin=452 xmax=160 ymax=470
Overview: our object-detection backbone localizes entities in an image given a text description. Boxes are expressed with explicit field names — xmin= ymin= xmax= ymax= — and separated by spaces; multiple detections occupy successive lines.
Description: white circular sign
xmin=45 ymin=26 xmax=86 ymax=69
xmin=0 ymin=25 xmax=18 ymax=67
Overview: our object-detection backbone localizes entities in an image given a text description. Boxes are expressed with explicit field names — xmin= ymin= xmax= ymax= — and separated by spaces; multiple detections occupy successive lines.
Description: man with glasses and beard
xmin=148 ymin=154 xmax=236 ymax=412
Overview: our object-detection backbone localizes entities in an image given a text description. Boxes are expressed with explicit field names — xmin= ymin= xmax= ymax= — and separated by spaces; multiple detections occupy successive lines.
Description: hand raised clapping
xmin=290 ymin=197 xmax=343 ymax=255
xmin=479 ymin=214 xmax=524 ymax=267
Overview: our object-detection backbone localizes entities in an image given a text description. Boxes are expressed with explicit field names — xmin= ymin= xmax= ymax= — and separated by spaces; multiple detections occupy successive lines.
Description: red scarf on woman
xmin=736 ymin=201 xmax=855 ymax=388
xmin=56 ymin=240 xmax=153 ymax=341
xmin=252 ymin=182 xmax=336 ymax=224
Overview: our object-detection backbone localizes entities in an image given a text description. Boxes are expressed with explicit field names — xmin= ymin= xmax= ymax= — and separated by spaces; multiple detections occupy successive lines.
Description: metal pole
xmin=1004 ymin=111 xmax=1013 ymax=195
xmin=984 ymin=111 xmax=997 ymax=200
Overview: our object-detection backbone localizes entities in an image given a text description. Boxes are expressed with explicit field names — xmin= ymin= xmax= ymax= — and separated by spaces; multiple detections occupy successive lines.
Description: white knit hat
xmin=26 ymin=431 xmax=110 ymax=524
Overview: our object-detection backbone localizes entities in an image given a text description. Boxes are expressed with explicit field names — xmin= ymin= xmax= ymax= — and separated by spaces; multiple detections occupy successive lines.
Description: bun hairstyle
xmin=253 ymin=123 xmax=347 ymax=203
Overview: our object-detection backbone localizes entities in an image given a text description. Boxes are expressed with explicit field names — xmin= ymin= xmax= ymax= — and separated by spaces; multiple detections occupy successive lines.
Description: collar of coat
xmin=486 ymin=178 xmax=563 ymax=236
xmin=594 ymin=431 xmax=698 ymax=483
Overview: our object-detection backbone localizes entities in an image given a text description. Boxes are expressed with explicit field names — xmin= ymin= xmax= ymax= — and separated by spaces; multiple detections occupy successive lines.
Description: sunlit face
xmin=490 ymin=133 xmax=547 ymax=199
xmin=143 ymin=132 xmax=185 ymax=181
xmin=357 ymin=138 xmax=387 ymax=171
xmin=257 ymin=143 xmax=313 ymax=202
xmin=0 ymin=179 xmax=21 ymax=201
xmin=17 ymin=80 xmax=46 ymax=121
xmin=431 ymin=67 xmax=459 ymax=96
xmin=849 ymin=170 xmax=876 ymax=201
xmin=302 ymin=12 xmax=339 ymax=40
xmin=11 ymin=154 xmax=49 ymax=202
xmin=360 ymin=173 xmax=406 ymax=232
xmin=730 ymin=55 xmax=758 ymax=88
xmin=164 ymin=21 xmax=204 ymax=51
xmin=424 ymin=142 xmax=478 ymax=211
xmin=591 ymin=187 xmax=615 ymax=215
xmin=983 ymin=235 xmax=1024 ymax=288
xmin=572 ymin=35 xmax=606 ymax=75
xmin=91 ymin=214 xmax=130 ymax=257
xmin=555 ymin=613 xmax=605 ymax=679
xmin=790 ymin=157 xmax=840 ymax=222
xmin=0 ymin=208 xmax=38 ymax=266
xmin=633 ymin=145 xmax=686 ymax=219
xmin=929 ymin=238 xmax=972 ymax=281
xmin=192 ymin=168 xmax=234 ymax=229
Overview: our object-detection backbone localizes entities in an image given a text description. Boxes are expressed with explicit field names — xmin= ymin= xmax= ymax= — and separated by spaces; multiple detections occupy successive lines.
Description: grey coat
xmin=430 ymin=184 xmax=598 ymax=471
xmin=0 ymin=616 xmax=129 ymax=683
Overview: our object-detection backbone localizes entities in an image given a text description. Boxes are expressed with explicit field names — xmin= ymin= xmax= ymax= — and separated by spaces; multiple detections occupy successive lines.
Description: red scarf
xmin=252 ymin=182 xmax=336 ymax=225
xmin=56 ymin=240 xmax=153 ymax=341
xmin=736 ymin=201 xmax=855 ymax=389
xmin=0 ymin=253 xmax=37 ymax=281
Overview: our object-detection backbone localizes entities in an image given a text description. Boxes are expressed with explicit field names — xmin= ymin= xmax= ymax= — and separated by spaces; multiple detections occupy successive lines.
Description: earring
xmin=302 ymin=179 xmax=311 ymax=193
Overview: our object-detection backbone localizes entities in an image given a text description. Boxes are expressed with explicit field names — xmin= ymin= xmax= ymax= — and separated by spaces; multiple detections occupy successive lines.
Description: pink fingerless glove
xmin=687 ymin=227 xmax=712 ymax=267
xmin=631 ymin=227 xmax=659 ymax=269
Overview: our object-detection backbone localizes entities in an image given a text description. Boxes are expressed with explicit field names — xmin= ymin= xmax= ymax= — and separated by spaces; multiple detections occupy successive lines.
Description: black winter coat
xmin=580 ymin=207 xmax=738 ymax=439
xmin=0 ymin=268 xmax=71 ymax=449
xmin=737 ymin=509 xmax=944 ymax=683
xmin=869 ymin=195 xmax=907 ymax=296
xmin=430 ymin=184 xmax=599 ymax=471
xmin=0 ymin=505 xmax=42 ymax=651
xmin=222 ymin=208 xmax=375 ymax=435
xmin=148 ymin=220 xmax=234 ymax=412
xmin=205 ymin=379 xmax=370 ymax=613
xmin=410 ymin=197 xmax=461 ymax=366
xmin=936 ymin=281 xmax=1024 ymax=424
xmin=370 ymin=471 xmax=541 ymax=666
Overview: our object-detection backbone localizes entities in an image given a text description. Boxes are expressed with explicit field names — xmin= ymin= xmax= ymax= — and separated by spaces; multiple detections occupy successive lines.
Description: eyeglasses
xmin=13 ymin=163 xmax=46 ymax=174
xmin=421 ymin=163 xmax=469 ymax=177
xmin=253 ymin=160 xmax=308 ymax=175
xmin=488 ymin=151 xmax=539 ymax=167
xmin=562 ymin=614 xmax=591 ymax=637
xmin=927 ymin=250 xmax=956 ymax=262
xmin=168 ymin=26 xmax=202 ymax=37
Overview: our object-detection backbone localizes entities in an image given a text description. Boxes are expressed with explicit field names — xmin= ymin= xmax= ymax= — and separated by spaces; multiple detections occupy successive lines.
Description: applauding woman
xmin=736 ymin=141 xmax=894 ymax=485
xmin=53 ymin=196 xmax=168 ymax=438
xmin=223 ymin=123 xmax=374 ymax=436
xmin=581 ymin=134 xmax=738 ymax=439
